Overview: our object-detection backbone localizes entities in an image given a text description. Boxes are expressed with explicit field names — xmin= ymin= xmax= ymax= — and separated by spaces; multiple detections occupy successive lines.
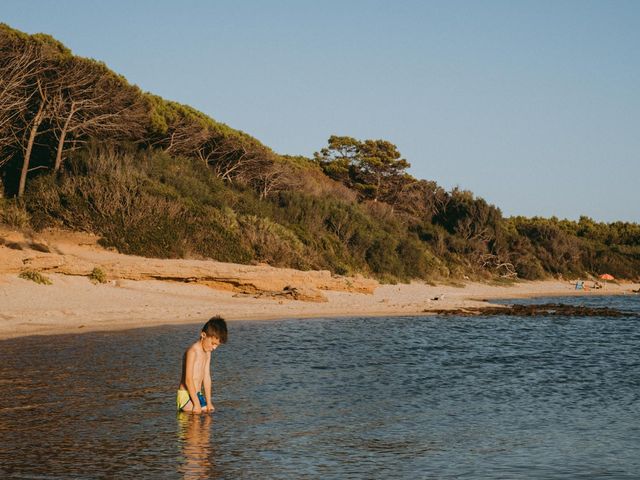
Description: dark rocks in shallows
xmin=428 ymin=303 xmax=633 ymax=317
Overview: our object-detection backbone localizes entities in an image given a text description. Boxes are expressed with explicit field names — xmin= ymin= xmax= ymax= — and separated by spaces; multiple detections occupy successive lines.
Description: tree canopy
xmin=314 ymin=135 xmax=411 ymax=203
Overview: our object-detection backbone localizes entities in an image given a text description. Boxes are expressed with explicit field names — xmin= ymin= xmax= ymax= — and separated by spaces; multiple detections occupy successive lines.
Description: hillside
xmin=1 ymin=23 xmax=639 ymax=282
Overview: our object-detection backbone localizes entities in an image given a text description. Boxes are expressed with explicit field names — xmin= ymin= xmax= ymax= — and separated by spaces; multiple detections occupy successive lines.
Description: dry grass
xmin=19 ymin=270 xmax=52 ymax=285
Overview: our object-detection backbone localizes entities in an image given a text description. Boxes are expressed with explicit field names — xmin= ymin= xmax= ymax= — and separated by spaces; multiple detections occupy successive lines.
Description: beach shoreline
xmin=1 ymin=272 xmax=637 ymax=340
xmin=1 ymin=227 xmax=638 ymax=340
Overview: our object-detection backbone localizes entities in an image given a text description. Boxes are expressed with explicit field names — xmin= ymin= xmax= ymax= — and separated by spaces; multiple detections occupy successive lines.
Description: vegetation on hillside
xmin=1 ymin=24 xmax=638 ymax=281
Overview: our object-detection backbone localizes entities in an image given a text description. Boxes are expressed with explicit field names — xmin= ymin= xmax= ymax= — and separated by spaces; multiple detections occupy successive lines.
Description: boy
xmin=177 ymin=316 xmax=228 ymax=413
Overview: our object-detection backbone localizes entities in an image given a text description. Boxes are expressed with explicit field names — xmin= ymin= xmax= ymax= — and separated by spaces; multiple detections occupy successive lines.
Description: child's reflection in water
xmin=177 ymin=412 xmax=213 ymax=479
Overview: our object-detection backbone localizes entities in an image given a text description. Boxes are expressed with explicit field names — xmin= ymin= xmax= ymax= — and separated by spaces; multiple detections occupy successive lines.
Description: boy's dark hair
xmin=202 ymin=316 xmax=228 ymax=343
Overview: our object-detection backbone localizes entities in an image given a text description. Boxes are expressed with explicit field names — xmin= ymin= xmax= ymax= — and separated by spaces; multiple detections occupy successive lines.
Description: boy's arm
xmin=184 ymin=348 xmax=202 ymax=413
xmin=203 ymin=353 xmax=214 ymax=412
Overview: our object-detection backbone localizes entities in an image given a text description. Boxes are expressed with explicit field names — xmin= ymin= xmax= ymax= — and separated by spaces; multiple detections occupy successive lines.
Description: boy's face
xmin=200 ymin=333 xmax=221 ymax=352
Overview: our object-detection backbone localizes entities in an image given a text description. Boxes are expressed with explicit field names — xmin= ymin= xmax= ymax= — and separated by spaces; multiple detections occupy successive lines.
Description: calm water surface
xmin=1 ymin=295 xmax=639 ymax=479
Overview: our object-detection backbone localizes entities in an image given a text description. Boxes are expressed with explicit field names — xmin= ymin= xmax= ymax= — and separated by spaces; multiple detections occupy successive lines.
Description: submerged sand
xmin=1 ymin=227 xmax=637 ymax=340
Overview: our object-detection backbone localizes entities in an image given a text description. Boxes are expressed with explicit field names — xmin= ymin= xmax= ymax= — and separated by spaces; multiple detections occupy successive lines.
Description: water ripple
xmin=1 ymin=295 xmax=639 ymax=478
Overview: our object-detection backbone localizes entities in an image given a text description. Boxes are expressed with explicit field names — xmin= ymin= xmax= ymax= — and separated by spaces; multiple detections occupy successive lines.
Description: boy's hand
xmin=192 ymin=406 xmax=202 ymax=414
xmin=205 ymin=404 xmax=215 ymax=413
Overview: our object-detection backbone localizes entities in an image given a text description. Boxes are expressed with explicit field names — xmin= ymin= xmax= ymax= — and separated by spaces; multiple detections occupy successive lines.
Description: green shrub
xmin=0 ymin=199 xmax=30 ymax=228
xmin=513 ymin=256 xmax=546 ymax=280
xmin=365 ymin=236 xmax=402 ymax=278
xmin=396 ymin=237 xmax=440 ymax=279
xmin=19 ymin=270 xmax=52 ymax=285
xmin=238 ymin=215 xmax=309 ymax=268
xmin=89 ymin=267 xmax=108 ymax=284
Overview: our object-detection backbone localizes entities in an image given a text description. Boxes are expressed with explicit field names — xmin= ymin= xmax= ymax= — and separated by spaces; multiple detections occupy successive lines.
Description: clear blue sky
xmin=3 ymin=0 xmax=639 ymax=222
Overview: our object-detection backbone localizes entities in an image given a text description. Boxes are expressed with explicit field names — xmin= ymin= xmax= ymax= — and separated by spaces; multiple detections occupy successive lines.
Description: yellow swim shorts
xmin=176 ymin=389 xmax=207 ymax=411
xmin=176 ymin=389 xmax=190 ymax=411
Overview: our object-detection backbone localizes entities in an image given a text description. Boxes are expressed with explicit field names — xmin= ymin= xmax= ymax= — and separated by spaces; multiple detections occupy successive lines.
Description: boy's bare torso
xmin=179 ymin=341 xmax=211 ymax=391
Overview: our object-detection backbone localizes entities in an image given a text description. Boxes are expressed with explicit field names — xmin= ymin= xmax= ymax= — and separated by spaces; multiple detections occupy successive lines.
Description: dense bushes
xmin=19 ymin=146 xmax=444 ymax=281
xmin=508 ymin=217 xmax=640 ymax=280
xmin=26 ymin=147 xmax=253 ymax=261
xmin=3 ymin=140 xmax=638 ymax=282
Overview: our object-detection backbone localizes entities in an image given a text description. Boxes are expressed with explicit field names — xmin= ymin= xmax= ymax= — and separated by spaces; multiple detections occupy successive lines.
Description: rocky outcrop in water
xmin=428 ymin=303 xmax=633 ymax=317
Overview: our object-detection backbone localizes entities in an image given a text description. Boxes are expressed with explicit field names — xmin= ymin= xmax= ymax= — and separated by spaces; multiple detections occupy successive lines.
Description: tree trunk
xmin=18 ymin=102 xmax=46 ymax=198
xmin=54 ymin=103 xmax=76 ymax=172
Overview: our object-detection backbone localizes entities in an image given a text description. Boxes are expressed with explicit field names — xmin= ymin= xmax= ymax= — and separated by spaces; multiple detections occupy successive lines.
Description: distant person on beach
xmin=177 ymin=316 xmax=228 ymax=413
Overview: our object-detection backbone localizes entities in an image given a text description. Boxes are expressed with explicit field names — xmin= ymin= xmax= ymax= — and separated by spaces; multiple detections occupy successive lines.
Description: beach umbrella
xmin=599 ymin=273 xmax=614 ymax=287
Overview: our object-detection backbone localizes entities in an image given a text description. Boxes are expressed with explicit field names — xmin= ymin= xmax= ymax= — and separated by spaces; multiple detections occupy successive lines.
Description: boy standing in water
xmin=177 ymin=316 xmax=228 ymax=413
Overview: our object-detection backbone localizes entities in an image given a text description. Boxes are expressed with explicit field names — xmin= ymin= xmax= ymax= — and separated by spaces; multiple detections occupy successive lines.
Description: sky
xmin=3 ymin=0 xmax=639 ymax=222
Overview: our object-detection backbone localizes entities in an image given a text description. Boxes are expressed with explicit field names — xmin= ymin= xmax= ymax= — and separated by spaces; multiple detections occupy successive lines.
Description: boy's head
xmin=199 ymin=316 xmax=228 ymax=351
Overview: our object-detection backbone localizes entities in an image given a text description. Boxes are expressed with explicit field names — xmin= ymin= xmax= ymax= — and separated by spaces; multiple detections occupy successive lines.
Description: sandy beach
xmin=1 ymin=227 xmax=638 ymax=340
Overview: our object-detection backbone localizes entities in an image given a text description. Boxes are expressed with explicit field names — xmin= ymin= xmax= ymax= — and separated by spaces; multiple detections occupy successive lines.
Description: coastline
xmin=1 ymin=228 xmax=638 ymax=340
xmin=1 ymin=273 xmax=637 ymax=340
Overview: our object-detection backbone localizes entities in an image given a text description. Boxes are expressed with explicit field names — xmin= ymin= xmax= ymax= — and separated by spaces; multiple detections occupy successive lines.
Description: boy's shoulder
xmin=185 ymin=341 xmax=210 ymax=356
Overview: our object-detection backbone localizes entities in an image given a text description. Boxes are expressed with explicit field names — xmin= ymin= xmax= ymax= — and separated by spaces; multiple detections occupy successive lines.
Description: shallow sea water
xmin=1 ymin=295 xmax=639 ymax=479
